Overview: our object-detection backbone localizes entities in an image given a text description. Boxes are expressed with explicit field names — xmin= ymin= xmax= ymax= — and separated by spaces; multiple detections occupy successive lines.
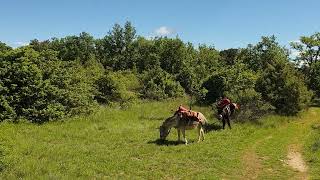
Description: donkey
xmin=159 ymin=111 xmax=208 ymax=145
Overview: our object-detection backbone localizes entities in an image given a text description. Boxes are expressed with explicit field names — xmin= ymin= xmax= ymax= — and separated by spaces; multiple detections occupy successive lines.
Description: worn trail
xmin=240 ymin=108 xmax=319 ymax=179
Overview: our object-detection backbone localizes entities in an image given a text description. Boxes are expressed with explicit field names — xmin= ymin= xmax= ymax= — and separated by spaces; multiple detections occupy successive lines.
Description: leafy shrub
xmin=228 ymin=89 xmax=274 ymax=121
xmin=202 ymin=74 xmax=225 ymax=104
xmin=203 ymin=63 xmax=273 ymax=120
xmin=0 ymin=41 xmax=12 ymax=53
xmin=95 ymin=71 xmax=140 ymax=108
xmin=140 ymin=68 xmax=184 ymax=100
xmin=256 ymin=61 xmax=312 ymax=115
xmin=202 ymin=63 xmax=258 ymax=102
xmin=0 ymin=47 xmax=97 ymax=123
xmin=236 ymin=36 xmax=312 ymax=116
xmin=310 ymin=61 xmax=320 ymax=97
xmin=0 ymin=95 xmax=16 ymax=120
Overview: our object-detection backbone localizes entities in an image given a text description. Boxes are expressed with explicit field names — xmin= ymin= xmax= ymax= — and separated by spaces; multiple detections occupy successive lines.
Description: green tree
xmin=133 ymin=37 xmax=160 ymax=72
xmin=29 ymin=39 xmax=51 ymax=52
xmin=291 ymin=32 xmax=320 ymax=67
xmin=0 ymin=41 xmax=12 ymax=53
xmin=239 ymin=36 xmax=290 ymax=72
xmin=291 ymin=32 xmax=320 ymax=97
xmin=141 ymin=68 xmax=184 ymax=100
xmin=96 ymin=21 xmax=136 ymax=70
xmin=30 ymin=32 xmax=96 ymax=64
xmin=0 ymin=47 xmax=97 ymax=122
xmin=202 ymin=62 xmax=258 ymax=104
xmin=256 ymin=62 xmax=312 ymax=115
xmin=219 ymin=48 xmax=239 ymax=66
xmin=175 ymin=44 xmax=220 ymax=102
xmin=95 ymin=71 xmax=140 ymax=108
xmin=253 ymin=37 xmax=312 ymax=115
xmin=309 ymin=61 xmax=320 ymax=97
xmin=154 ymin=37 xmax=187 ymax=74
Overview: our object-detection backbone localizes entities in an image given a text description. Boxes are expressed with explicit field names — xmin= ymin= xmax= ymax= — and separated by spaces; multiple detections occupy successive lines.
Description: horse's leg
xmin=222 ymin=118 xmax=226 ymax=129
xmin=182 ymin=128 xmax=188 ymax=145
xmin=177 ymin=129 xmax=181 ymax=142
xmin=227 ymin=117 xmax=232 ymax=129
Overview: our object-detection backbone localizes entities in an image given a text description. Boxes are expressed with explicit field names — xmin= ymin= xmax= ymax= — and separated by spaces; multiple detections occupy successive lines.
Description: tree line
xmin=0 ymin=21 xmax=319 ymax=123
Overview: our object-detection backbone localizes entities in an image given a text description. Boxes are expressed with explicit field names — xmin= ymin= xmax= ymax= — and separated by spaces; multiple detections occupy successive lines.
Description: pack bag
xmin=176 ymin=105 xmax=201 ymax=122
xmin=217 ymin=98 xmax=231 ymax=109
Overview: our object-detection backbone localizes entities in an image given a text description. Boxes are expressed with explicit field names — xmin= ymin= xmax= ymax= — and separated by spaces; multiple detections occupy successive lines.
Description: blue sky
xmin=1 ymin=0 xmax=319 ymax=50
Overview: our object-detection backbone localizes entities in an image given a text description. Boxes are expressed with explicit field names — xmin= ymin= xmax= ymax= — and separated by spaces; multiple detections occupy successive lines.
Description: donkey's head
xmin=159 ymin=125 xmax=170 ymax=140
xmin=174 ymin=109 xmax=185 ymax=119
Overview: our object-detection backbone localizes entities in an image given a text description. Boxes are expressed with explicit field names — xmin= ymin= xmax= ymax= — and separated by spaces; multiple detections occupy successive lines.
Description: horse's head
xmin=232 ymin=103 xmax=240 ymax=110
xmin=159 ymin=125 xmax=170 ymax=140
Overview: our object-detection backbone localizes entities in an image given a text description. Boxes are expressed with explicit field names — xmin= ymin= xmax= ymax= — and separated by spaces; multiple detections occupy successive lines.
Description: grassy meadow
xmin=0 ymin=98 xmax=319 ymax=179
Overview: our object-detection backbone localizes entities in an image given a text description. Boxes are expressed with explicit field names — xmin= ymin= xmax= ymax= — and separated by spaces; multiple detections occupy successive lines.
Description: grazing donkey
xmin=159 ymin=109 xmax=207 ymax=145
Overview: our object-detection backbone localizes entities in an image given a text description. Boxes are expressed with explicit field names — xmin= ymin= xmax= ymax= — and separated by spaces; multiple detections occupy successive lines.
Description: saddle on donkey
xmin=175 ymin=105 xmax=201 ymax=123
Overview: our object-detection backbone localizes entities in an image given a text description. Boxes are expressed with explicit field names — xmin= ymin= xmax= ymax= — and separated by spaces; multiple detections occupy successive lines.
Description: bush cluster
xmin=0 ymin=23 xmax=315 ymax=122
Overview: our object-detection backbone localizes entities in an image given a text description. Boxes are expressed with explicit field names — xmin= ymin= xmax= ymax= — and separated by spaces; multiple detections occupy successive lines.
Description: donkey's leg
xmin=200 ymin=127 xmax=205 ymax=141
xmin=177 ymin=129 xmax=181 ymax=142
xmin=182 ymin=128 xmax=188 ymax=145
xmin=197 ymin=126 xmax=201 ymax=143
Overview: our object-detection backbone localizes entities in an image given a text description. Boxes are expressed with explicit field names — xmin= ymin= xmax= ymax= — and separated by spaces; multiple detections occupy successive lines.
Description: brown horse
xmin=159 ymin=111 xmax=207 ymax=145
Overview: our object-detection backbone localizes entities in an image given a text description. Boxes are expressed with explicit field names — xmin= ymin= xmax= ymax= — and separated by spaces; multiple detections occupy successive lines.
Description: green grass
xmin=0 ymin=98 xmax=319 ymax=179
xmin=304 ymin=109 xmax=320 ymax=179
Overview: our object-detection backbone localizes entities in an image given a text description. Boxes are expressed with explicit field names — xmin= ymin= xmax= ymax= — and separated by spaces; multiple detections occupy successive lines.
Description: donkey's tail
xmin=200 ymin=117 xmax=209 ymax=132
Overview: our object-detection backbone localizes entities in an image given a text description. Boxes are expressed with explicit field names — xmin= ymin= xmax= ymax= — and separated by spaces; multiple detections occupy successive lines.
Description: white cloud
xmin=14 ymin=41 xmax=29 ymax=47
xmin=290 ymin=49 xmax=300 ymax=58
xmin=291 ymin=39 xmax=301 ymax=42
xmin=145 ymin=35 xmax=155 ymax=40
xmin=290 ymin=40 xmax=300 ymax=44
xmin=154 ymin=26 xmax=175 ymax=36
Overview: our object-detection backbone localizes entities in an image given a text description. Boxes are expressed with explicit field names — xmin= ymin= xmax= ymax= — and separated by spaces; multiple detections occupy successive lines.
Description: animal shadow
xmin=204 ymin=122 xmax=223 ymax=133
xmin=148 ymin=139 xmax=185 ymax=146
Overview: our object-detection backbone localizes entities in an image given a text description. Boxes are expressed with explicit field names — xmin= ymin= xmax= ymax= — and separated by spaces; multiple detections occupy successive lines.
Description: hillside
xmin=0 ymin=99 xmax=319 ymax=179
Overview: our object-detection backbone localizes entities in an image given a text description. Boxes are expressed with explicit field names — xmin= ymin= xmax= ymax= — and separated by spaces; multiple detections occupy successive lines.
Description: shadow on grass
xmin=204 ymin=123 xmax=223 ymax=133
xmin=148 ymin=139 xmax=187 ymax=146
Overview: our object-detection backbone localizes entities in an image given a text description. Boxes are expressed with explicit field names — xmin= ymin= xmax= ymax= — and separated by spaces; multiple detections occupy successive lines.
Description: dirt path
xmin=286 ymin=145 xmax=309 ymax=179
xmin=240 ymin=107 xmax=318 ymax=179
xmin=241 ymin=134 xmax=310 ymax=180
